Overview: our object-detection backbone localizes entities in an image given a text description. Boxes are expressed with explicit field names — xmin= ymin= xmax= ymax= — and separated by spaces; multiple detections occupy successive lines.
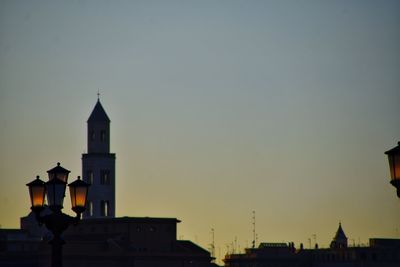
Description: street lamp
xmin=26 ymin=162 xmax=90 ymax=267
xmin=68 ymin=176 xmax=90 ymax=215
xmin=26 ymin=176 xmax=46 ymax=213
xmin=385 ymin=142 xmax=400 ymax=198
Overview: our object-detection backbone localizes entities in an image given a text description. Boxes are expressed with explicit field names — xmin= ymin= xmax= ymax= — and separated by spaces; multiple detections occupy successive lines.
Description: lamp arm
xmin=32 ymin=208 xmax=82 ymax=234
xmin=40 ymin=212 xmax=81 ymax=236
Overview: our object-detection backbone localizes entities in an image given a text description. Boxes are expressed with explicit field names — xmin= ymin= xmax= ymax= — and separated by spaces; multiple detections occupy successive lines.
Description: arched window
xmin=100 ymin=170 xmax=110 ymax=185
xmin=88 ymin=201 xmax=93 ymax=217
xmin=101 ymin=200 xmax=110 ymax=216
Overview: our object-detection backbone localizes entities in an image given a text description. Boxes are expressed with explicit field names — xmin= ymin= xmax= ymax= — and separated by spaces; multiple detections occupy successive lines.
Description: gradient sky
xmin=0 ymin=0 xmax=399 ymax=264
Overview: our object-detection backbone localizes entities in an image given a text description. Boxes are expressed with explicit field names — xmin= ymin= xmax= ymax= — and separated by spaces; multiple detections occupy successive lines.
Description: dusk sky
xmin=0 ymin=0 xmax=399 ymax=263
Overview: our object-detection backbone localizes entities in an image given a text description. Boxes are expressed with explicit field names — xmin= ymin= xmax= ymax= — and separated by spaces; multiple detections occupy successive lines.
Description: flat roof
xmin=81 ymin=216 xmax=181 ymax=224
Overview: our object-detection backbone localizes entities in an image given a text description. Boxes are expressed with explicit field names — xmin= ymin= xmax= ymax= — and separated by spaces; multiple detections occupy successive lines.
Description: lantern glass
xmin=47 ymin=162 xmax=70 ymax=183
xmin=70 ymin=186 xmax=88 ymax=209
xmin=26 ymin=176 xmax=46 ymax=209
xmin=385 ymin=142 xmax=400 ymax=182
xmin=68 ymin=176 xmax=90 ymax=214
xmin=46 ymin=178 xmax=66 ymax=210
xmin=388 ymin=154 xmax=400 ymax=181
xmin=31 ymin=185 xmax=46 ymax=207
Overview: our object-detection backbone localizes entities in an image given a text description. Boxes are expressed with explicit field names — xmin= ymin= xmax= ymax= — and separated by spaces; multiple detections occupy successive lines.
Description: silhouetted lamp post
xmin=26 ymin=163 xmax=90 ymax=267
xmin=385 ymin=142 xmax=400 ymax=198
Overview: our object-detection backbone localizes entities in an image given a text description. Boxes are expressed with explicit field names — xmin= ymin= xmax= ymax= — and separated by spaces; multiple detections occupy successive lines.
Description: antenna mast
xmin=210 ymin=228 xmax=215 ymax=262
xmin=252 ymin=210 xmax=256 ymax=248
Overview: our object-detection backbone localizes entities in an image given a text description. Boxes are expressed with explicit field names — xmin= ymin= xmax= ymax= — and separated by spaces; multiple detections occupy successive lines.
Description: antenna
xmin=218 ymin=247 xmax=221 ymax=265
xmin=210 ymin=228 xmax=215 ymax=262
xmin=234 ymin=236 xmax=237 ymax=253
xmin=252 ymin=210 xmax=256 ymax=248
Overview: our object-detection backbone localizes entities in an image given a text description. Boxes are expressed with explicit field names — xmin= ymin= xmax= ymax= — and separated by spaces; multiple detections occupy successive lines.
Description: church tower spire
xmin=330 ymin=222 xmax=348 ymax=249
xmin=82 ymin=98 xmax=116 ymax=218
xmin=87 ymin=99 xmax=111 ymax=153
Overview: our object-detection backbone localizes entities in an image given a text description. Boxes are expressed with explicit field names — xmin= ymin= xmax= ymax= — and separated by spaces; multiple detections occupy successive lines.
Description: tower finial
xmin=97 ymin=89 xmax=100 ymax=101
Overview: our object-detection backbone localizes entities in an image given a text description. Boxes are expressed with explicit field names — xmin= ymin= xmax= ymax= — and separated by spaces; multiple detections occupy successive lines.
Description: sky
xmin=0 ymin=0 xmax=399 ymax=264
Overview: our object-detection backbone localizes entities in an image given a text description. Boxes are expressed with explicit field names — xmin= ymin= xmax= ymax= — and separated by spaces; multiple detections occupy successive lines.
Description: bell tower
xmin=82 ymin=98 xmax=116 ymax=218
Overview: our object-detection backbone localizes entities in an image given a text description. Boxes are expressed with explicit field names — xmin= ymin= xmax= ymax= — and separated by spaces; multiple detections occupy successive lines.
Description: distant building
xmin=330 ymin=222 xmax=347 ymax=249
xmin=62 ymin=216 xmax=214 ymax=267
xmin=0 ymin=229 xmax=41 ymax=253
xmin=0 ymin=228 xmax=46 ymax=267
xmin=82 ymin=98 xmax=116 ymax=218
xmin=223 ymin=223 xmax=400 ymax=267
xmin=224 ymin=242 xmax=301 ymax=267
xmin=2 ymin=216 xmax=216 ymax=267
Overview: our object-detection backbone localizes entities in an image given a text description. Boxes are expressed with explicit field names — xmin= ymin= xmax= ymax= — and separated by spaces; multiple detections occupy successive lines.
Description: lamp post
xmin=385 ymin=142 xmax=400 ymax=198
xmin=26 ymin=163 xmax=90 ymax=267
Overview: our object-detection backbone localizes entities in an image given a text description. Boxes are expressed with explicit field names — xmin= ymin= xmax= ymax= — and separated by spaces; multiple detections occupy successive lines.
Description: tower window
xmin=90 ymin=130 xmax=95 ymax=141
xmin=88 ymin=201 xmax=93 ymax=217
xmin=100 ymin=130 xmax=106 ymax=141
xmin=100 ymin=170 xmax=110 ymax=185
xmin=87 ymin=170 xmax=93 ymax=184
xmin=101 ymin=200 xmax=110 ymax=217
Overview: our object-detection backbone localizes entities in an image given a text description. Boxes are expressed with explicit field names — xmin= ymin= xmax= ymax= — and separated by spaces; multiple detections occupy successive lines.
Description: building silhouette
xmin=330 ymin=222 xmax=348 ymax=249
xmin=223 ymin=223 xmax=400 ymax=267
xmin=62 ymin=217 xmax=214 ymax=267
xmin=82 ymin=98 xmax=116 ymax=218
